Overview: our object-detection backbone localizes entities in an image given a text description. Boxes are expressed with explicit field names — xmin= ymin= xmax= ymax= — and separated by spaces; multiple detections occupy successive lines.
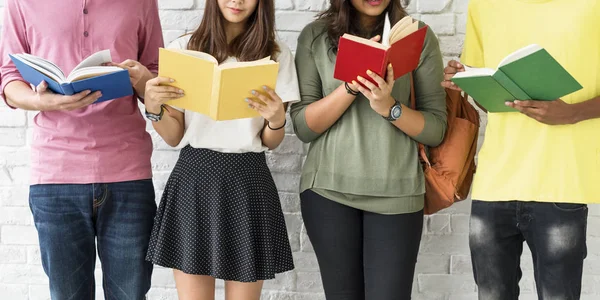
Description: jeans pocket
xmin=552 ymin=202 xmax=587 ymax=212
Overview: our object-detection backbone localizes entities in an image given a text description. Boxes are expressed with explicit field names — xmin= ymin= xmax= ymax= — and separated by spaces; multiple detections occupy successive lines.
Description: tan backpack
xmin=409 ymin=74 xmax=481 ymax=214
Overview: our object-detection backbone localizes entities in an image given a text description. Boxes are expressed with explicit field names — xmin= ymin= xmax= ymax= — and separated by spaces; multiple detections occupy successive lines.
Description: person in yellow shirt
xmin=442 ymin=0 xmax=600 ymax=299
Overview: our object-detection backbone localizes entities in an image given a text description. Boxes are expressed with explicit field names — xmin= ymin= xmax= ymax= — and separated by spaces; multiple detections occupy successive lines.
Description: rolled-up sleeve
xmin=0 ymin=0 xmax=30 ymax=108
xmin=412 ymin=27 xmax=448 ymax=147
xmin=290 ymin=26 xmax=324 ymax=143
xmin=138 ymin=0 xmax=164 ymax=73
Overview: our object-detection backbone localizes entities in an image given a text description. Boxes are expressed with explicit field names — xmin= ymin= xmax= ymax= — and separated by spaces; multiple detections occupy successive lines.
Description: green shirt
xmin=290 ymin=20 xmax=448 ymax=214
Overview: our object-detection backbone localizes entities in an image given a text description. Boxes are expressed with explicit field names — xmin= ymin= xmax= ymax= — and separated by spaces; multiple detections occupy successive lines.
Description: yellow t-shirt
xmin=461 ymin=0 xmax=600 ymax=203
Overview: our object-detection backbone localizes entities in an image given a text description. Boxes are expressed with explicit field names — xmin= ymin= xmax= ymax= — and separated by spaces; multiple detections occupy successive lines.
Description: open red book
xmin=334 ymin=16 xmax=428 ymax=85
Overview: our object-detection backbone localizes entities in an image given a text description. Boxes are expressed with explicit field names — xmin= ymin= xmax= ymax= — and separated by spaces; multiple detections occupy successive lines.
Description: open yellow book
xmin=158 ymin=48 xmax=279 ymax=120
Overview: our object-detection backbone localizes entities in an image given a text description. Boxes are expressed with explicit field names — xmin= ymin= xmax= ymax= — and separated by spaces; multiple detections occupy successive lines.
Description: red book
xmin=334 ymin=17 xmax=428 ymax=85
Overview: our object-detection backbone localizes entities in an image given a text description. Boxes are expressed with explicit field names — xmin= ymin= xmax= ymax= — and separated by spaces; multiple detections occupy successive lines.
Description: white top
xmin=168 ymin=35 xmax=300 ymax=153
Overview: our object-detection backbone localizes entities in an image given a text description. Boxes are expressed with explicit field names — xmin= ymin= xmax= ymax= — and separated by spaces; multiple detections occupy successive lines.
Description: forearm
xmin=135 ymin=72 xmax=157 ymax=98
xmin=390 ymin=104 xmax=425 ymax=137
xmin=572 ymin=96 xmax=600 ymax=123
xmin=4 ymin=81 xmax=39 ymax=111
xmin=304 ymin=84 xmax=356 ymax=134
xmin=152 ymin=109 xmax=184 ymax=147
xmin=261 ymin=122 xmax=286 ymax=150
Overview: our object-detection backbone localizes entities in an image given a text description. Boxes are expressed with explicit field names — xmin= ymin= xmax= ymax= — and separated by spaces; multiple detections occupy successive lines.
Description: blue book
xmin=9 ymin=50 xmax=133 ymax=103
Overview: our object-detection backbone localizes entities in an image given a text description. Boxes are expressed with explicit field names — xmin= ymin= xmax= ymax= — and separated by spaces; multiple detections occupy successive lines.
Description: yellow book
xmin=158 ymin=48 xmax=279 ymax=120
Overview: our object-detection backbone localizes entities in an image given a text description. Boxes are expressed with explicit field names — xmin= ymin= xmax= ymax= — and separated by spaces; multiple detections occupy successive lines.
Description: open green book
xmin=451 ymin=44 xmax=582 ymax=112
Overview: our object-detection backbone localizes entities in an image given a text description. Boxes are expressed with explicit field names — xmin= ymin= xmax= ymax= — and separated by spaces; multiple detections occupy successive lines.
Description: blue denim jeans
xmin=469 ymin=200 xmax=588 ymax=300
xmin=29 ymin=180 xmax=157 ymax=300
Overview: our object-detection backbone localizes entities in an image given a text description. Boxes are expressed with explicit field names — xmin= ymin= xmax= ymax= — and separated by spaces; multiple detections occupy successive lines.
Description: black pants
xmin=470 ymin=200 xmax=588 ymax=300
xmin=300 ymin=189 xmax=424 ymax=300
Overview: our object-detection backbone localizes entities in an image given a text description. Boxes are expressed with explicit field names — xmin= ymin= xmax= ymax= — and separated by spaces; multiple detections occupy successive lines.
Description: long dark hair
xmin=317 ymin=0 xmax=408 ymax=52
xmin=187 ymin=0 xmax=280 ymax=63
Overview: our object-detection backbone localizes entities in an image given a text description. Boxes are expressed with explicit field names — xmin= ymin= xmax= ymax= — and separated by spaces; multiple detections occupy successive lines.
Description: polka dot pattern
xmin=146 ymin=146 xmax=294 ymax=282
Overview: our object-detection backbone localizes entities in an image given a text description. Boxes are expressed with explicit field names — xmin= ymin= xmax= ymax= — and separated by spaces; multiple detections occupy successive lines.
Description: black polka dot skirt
xmin=146 ymin=146 xmax=294 ymax=282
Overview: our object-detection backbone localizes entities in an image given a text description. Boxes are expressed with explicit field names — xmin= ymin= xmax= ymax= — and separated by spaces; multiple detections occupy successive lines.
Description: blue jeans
xmin=469 ymin=200 xmax=587 ymax=300
xmin=29 ymin=180 xmax=157 ymax=300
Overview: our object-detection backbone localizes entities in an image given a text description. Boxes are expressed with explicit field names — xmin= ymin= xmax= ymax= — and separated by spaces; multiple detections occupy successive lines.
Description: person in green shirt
xmin=290 ymin=0 xmax=447 ymax=298
xmin=442 ymin=0 xmax=600 ymax=299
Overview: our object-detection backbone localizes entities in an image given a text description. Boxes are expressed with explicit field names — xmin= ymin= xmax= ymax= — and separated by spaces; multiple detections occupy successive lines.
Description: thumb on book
xmin=370 ymin=35 xmax=381 ymax=42
xmin=35 ymin=80 xmax=48 ymax=93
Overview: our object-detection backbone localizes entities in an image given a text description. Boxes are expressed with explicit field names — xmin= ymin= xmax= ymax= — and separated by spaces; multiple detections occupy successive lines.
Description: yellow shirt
xmin=462 ymin=0 xmax=600 ymax=203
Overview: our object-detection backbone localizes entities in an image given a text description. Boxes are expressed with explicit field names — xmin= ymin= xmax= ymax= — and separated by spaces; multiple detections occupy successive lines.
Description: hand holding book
xmin=449 ymin=44 xmax=582 ymax=113
xmin=334 ymin=15 xmax=427 ymax=85
xmin=505 ymin=98 xmax=578 ymax=125
xmin=9 ymin=50 xmax=133 ymax=103
xmin=31 ymin=80 xmax=102 ymax=111
xmin=105 ymin=59 xmax=155 ymax=97
xmin=441 ymin=60 xmax=465 ymax=92
xmin=443 ymin=56 xmax=580 ymax=124
xmin=144 ymin=76 xmax=185 ymax=114
xmin=245 ymin=86 xmax=286 ymax=129
xmin=355 ymin=64 xmax=397 ymax=117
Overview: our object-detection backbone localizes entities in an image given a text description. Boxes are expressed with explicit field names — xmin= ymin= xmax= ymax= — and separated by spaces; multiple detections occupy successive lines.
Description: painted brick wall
xmin=1 ymin=0 xmax=599 ymax=299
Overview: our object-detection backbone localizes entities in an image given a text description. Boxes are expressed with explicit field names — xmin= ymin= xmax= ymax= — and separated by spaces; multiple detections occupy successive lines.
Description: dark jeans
xmin=300 ymin=189 xmax=423 ymax=300
xmin=470 ymin=200 xmax=588 ymax=300
xmin=29 ymin=180 xmax=157 ymax=300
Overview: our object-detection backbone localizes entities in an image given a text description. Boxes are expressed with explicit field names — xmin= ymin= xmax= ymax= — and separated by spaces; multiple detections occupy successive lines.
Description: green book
xmin=451 ymin=44 xmax=583 ymax=112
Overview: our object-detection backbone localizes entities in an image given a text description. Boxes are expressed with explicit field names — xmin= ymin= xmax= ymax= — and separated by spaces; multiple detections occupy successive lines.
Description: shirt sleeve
xmin=412 ymin=26 xmax=448 ymax=147
xmin=0 ymin=0 xmax=30 ymax=108
xmin=138 ymin=0 xmax=164 ymax=74
xmin=274 ymin=42 xmax=300 ymax=104
xmin=461 ymin=0 xmax=485 ymax=68
xmin=289 ymin=25 xmax=324 ymax=143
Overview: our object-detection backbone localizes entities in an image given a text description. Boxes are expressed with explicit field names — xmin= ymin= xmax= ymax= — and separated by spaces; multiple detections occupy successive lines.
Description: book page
xmin=498 ymin=44 xmax=542 ymax=68
xmin=19 ymin=53 xmax=66 ymax=82
xmin=382 ymin=13 xmax=392 ymax=47
xmin=14 ymin=54 xmax=65 ymax=83
xmin=68 ymin=66 xmax=124 ymax=82
xmin=391 ymin=21 xmax=419 ymax=44
xmin=219 ymin=57 xmax=275 ymax=69
xmin=342 ymin=34 xmax=388 ymax=50
xmin=452 ymin=67 xmax=496 ymax=78
xmin=71 ymin=50 xmax=112 ymax=74
xmin=388 ymin=16 xmax=414 ymax=44
xmin=169 ymin=49 xmax=219 ymax=64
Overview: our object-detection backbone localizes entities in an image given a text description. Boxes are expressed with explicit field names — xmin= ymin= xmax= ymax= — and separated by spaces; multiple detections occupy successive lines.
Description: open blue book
xmin=9 ymin=50 xmax=133 ymax=103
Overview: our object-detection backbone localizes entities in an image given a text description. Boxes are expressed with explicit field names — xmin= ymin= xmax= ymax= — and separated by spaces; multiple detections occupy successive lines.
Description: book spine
xmin=60 ymin=83 xmax=75 ymax=95
xmin=382 ymin=50 xmax=392 ymax=79
xmin=493 ymin=70 xmax=530 ymax=100
xmin=210 ymin=67 xmax=222 ymax=120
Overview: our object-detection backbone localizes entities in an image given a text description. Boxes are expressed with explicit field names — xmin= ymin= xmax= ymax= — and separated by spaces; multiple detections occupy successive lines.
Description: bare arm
xmin=572 ymin=96 xmax=600 ymax=123
xmin=260 ymin=103 xmax=289 ymax=150
xmin=507 ymin=95 xmax=600 ymax=125
xmin=357 ymin=66 xmax=426 ymax=137
xmin=246 ymin=86 xmax=288 ymax=150
xmin=5 ymin=80 xmax=101 ymax=111
xmin=150 ymin=106 xmax=185 ymax=147
xmin=290 ymin=31 xmax=381 ymax=143
xmin=144 ymin=77 xmax=185 ymax=146
xmin=304 ymin=84 xmax=357 ymax=134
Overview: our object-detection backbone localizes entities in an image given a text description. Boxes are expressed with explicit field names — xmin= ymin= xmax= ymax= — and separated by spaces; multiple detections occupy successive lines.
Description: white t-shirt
xmin=168 ymin=35 xmax=300 ymax=153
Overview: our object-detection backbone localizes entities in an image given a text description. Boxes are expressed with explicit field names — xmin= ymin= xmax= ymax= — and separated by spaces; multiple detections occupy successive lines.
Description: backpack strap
xmin=408 ymin=73 xmax=432 ymax=167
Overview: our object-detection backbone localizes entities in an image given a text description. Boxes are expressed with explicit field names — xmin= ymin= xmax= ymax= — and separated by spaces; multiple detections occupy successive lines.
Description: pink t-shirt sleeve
xmin=138 ymin=0 xmax=164 ymax=74
xmin=0 ymin=0 xmax=30 ymax=108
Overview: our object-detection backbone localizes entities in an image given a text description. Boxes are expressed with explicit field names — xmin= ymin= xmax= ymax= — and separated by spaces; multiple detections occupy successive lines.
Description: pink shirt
xmin=0 ymin=0 xmax=164 ymax=184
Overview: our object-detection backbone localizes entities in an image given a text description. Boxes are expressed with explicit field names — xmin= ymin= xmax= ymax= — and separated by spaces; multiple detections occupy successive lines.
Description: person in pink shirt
xmin=0 ymin=0 xmax=164 ymax=299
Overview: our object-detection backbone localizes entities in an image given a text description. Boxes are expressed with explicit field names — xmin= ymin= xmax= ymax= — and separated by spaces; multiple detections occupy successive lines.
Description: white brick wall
xmin=1 ymin=0 xmax=600 ymax=299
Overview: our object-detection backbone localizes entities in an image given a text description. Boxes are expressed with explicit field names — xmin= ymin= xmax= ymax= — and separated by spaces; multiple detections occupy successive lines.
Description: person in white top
xmin=142 ymin=0 xmax=300 ymax=299
xmin=163 ymin=33 xmax=299 ymax=153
